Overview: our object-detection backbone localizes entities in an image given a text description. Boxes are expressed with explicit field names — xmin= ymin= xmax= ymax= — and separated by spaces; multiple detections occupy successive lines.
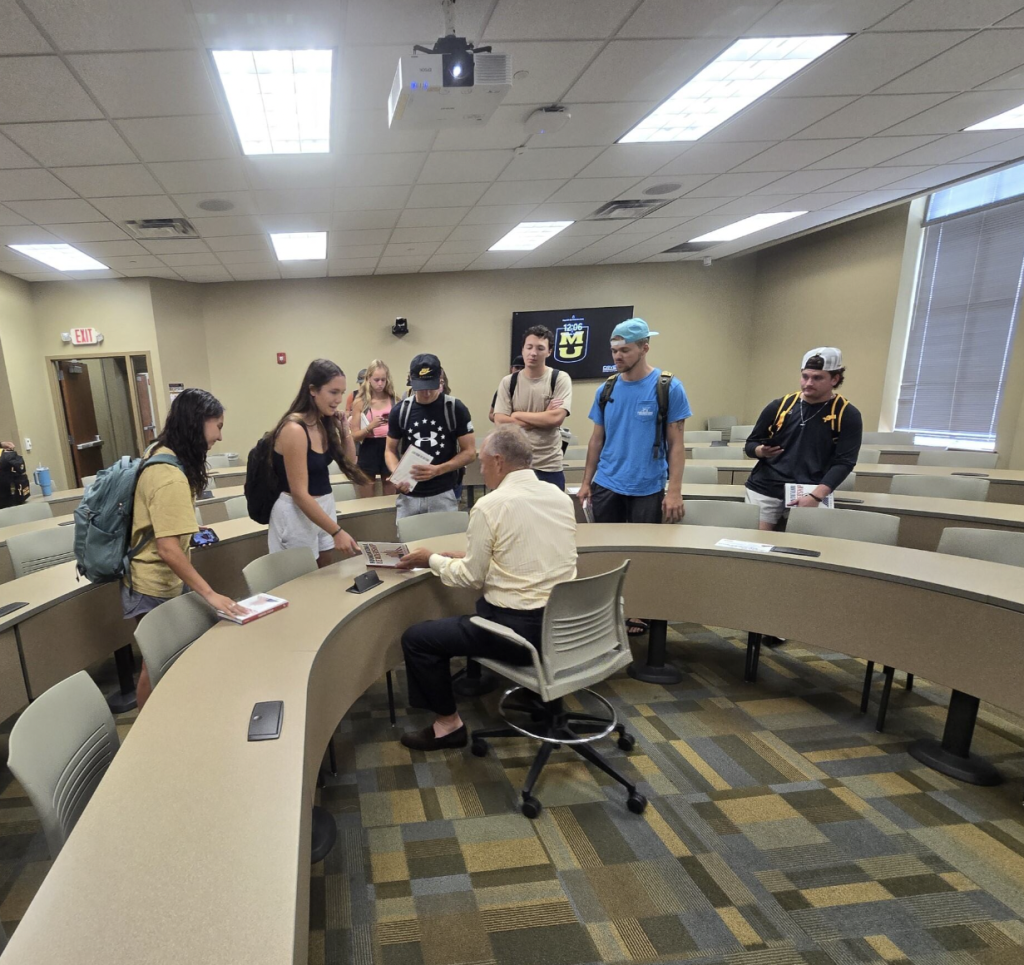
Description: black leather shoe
xmin=400 ymin=724 xmax=468 ymax=751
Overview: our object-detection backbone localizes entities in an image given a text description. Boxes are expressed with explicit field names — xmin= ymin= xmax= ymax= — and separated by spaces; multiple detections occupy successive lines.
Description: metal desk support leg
xmin=627 ymin=620 xmax=682 ymax=685
xmin=910 ymin=689 xmax=1002 ymax=786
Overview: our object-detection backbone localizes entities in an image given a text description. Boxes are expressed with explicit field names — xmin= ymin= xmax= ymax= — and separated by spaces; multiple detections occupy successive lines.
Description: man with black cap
xmin=386 ymin=353 xmax=475 ymax=520
xmin=744 ymin=347 xmax=862 ymax=531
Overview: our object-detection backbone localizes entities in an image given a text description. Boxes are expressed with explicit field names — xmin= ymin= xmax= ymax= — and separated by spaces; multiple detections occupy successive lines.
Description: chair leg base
xmin=909 ymin=738 xmax=1002 ymax=786
xmin=628 ymin=662 xmax=683 ymax=685
xmin=310 ymin=805 xmax=338 ymax=863
xmin=106 ymin=688 xmax=137 ymax=714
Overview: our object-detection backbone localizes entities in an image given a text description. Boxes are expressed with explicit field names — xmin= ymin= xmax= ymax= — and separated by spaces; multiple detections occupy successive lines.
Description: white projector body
xmin=388 ymin=51 xmax=512 ymax=129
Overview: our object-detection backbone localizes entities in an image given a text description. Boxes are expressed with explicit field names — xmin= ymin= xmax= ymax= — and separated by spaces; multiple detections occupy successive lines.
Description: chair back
xmin=682 ymin=464 xmax=718 ymax=484
xmin=540 ymin=561 xmax=630 ymax=682
xmin=857 ymin=448 xmax=881 ymax=463
xmin=332 ymin=482 xmax=358 ymax=502
xmin=684 ymin=431 xmax=721 ymax=443
xmin=224 ymin=495 xmax=248 ymax=519
xmin=681 ymin=500 xmax=759 ymax=529
xmin=692 ymin=447 xmax=746 ymax=460
xmin=787 ymin=507 xmax=900 ymax=545
xmin=7 ymin=671 xmax=119 ymax=858
xmin=397 ymin=511 xmax=470 ymax=542
xmin=0 ymin=502 xmax=53 ymax=526
xmin=862 ymin=431 xmax=914 ymax=445
xmin=8 ymin=525 xmax=76 ymax=577
xmin=206 ymin=453 xmax=231 ymax=469
xmin=916 ymin=450 xmax=998 ymax=469
xmin=134 ymin=592 xmax=219 ymax=690
xmin=707 ymin=415 xmax=737 ymax=431
xmin=81 ymin=475 xmax=97 ymax=490
xmin=836 ymin=472 xmax=856 ymax=491
xmin=937 ymin=527 xmax=1024 ymax=567
xmin=890 ymin=474 xmax=989 ymax=502
xmin=243 ymin=547 xmax=317 ymax=595
xmin=564 ymin=446 xmax=587 ymax=461
xmin=728 ymin=425 xmax=755 ymax=444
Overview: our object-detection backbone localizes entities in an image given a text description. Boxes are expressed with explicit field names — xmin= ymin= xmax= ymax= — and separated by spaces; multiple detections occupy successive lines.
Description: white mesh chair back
xmin=916 ymin=450 xmax=998 ymax=469
xmin=787 ymin=507 xmax=900 ymax=545
xmin=937 ymin=527 xmax=1024 ymax=567
xmin=836 ymin=472 xmax=856 ymax=491
xmin=135 ymin=592 xmax=219 ymax=690
xmin=684 ymin=431 xmax=721 ymax=443
xmin=681 ymin=500 xmax=759 ymax=529
xmin=224 ymin=453 xmax=241 ymax=467
xmin=397 ymin=511 xmax=469 ymax=542
xmin=564 ymin=446 xmax=587 ymax=461
xmin=707 ymin=415 xmax=737 ymax=432
xmin=243 ymin=546 xmax=317 ymax=595
xmin=728 ymin=425 xmax=755 ymax=445
xmin=8 ymin=525 xmax=76 ymax=577
xmin=206 ymin=453 xmax=231 ymax=469
xmin=890 ymin=474 xmax=989 ymax=502
xmin=692 ymin=447 xmax=746 ymax=460
xmin=7 ymin=671 xmax=119 ymax=858
xmin=682 ymin=464 xmax=718 ymax=484
xmin=858 ymin=448 xmax=881 ymax=463
xmin=0 ymin=502 xmax=53 ymax=526
xmin=332 ymin=482 xmax=358 ymax=502
xmin=224 ymin=495 xmax=248 ymax=519
xmin=862 ymin=431 xmax=915 ymax=445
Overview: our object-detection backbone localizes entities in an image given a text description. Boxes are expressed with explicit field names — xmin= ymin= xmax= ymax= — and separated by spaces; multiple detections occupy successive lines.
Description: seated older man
xmin=396 ymin=424 xmax=578 ymax=751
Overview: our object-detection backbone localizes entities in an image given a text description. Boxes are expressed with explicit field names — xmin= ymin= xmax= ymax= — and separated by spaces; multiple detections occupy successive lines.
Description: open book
xmin=785 ymin=483 xmax=835 ymax=509
xmin=216 ymin=593 xmax=289 ymax=625
xmin=361 ymin=542 xmax=410 ymax=567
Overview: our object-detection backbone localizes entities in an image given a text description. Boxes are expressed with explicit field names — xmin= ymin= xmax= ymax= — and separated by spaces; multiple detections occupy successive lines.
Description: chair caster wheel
xmin=627 ymin=793 xmax=647 ymax=814
xmin=471 ymin=739 xmax=489 ymax=757
xmin=617 ymin=733 xmax=636 ymax=752
xmin=521 ymin=795 xmax=542 ymax=819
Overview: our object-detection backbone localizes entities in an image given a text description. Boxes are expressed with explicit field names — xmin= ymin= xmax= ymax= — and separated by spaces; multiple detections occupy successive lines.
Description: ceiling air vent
xmin=662 ymin=241 xmax=716 ymax=253
xmin=585 ymin=199 xmax=672 ymax=221
xmin=121 ymin=218 xmax=199 ymax=241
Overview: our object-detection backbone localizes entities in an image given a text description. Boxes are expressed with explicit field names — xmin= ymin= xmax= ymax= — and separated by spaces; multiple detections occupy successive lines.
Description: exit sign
xmin=71 ymin=327 xmax=102 ymax=345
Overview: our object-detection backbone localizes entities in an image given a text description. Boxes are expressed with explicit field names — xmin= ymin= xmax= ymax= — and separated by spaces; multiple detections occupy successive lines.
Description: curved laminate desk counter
xmin=5 ymin=524 xmax=1024 ymax=965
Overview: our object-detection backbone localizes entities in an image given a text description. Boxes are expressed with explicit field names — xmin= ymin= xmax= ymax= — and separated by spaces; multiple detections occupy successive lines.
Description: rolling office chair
xmin=0 ymin=502 xmax=52 ymax=526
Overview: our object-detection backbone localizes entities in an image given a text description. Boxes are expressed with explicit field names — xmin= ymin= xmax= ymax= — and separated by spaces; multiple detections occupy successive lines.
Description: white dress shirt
xmin=429 ymin=469 xmax=577 ymax=609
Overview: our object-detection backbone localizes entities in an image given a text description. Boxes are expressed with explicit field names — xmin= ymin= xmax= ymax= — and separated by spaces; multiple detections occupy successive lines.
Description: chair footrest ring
xmin=496 ymin=687 xmax=618 ymax=745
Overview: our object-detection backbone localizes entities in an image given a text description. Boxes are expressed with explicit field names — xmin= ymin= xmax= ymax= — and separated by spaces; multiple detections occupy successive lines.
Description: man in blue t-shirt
xmin=578 ymin=318 xmax=691 ymax=530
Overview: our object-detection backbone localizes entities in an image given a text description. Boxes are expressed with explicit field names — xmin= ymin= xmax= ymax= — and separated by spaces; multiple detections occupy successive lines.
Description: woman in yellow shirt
xmin=123 ymin=388 xmax=246 ymax=709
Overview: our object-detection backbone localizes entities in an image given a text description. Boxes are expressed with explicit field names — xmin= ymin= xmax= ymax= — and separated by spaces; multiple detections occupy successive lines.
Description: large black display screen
xmin=510 ymin=305 xmax=634 ymax=381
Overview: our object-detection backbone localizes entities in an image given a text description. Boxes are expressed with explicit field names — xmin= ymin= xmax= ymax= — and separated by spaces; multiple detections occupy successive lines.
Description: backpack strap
xmin=507 ymin=371 xmax=519 ymax=413
xmin=549 ymin=368 xmax=558 ymax=394
xmin=444 ymin=395 xmax=458 ymax=434
xmin=824 ymin=394 xmax=849 ymax=435
xmin=653 ymin=370 xmax=674 ymax=460
xmin=597 ymin=374 xmax=618 ymax=419
xmin=769 ymin=392 xmax=800 ymax=437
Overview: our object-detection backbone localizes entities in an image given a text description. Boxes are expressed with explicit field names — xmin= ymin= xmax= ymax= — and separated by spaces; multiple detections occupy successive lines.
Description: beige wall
xmin=0 ymin=273 xmax=27 ymax=446
xmin=151 ymin=279 xmax=211 ymax=404
xmin=200 ymin=260 xmax=758 ymax=455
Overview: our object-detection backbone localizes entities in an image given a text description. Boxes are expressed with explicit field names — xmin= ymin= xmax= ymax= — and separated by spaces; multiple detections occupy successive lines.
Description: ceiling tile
xmin=1 ymin=120 xmax=136 ymax=166
xmin=89 ymin=195 xmax=181 ymax=221
xmin=338 ymin=110 xmax=438 ymax=155
xmin=255 ymin=188 xmax=333 ymax=216
xmin=436 ymin=239 xmax=490 ymax=255
xmin=708 ymin=195 xmax=801 ymax=216
xmin=74 ymin=240 xmax=149 ymax=258
xmin=0 ymin=224 xmax=60 ymax=243
xmin=711 ymin=96 xmax=859 ymax=142
xmin=6 ymin=198 xmax=102 ymax=223
xmin=499 ymin=147 xmax=602 ymax=181
xmin=447 ymin=223 xmax=512 ymax=242
xmin=0 ymin=0 xmax=50 ymax=54
xmin=616 ymin=177 xmax=705 ymax=199
xmin=418 ymin=151 xmax=511 ymax=184
xmin=655 ymin=141 xmax=776 ymax=175
xmin=175 ymin=266 xmax=233 ymax=282
xmin=500 ymin=42 xmax=603 ymax=106
xmin=334 ymin=153 xmax=426 ymax=187
xmin=328 ymin=228 xmax=392 ymax=246
xmin=22 ymin=0 xmax=197 ymax=50
xmin=819 ymin=166 xmax=932 ymax=192
xmin=525 ymin=200 xmax=607 ymax=221
xmin=118 ymin=115 xmax=240 ymax=162
xmin=805 ymin=135 xmax=940 ymax=169
xmin=327 ymin=257 xmax=379 ymax=270
xmin=158 ymin=252 xmax=223 ymax=267
xmin=421 ymin=256 xmax=474 ymax=271
xmin=523 ymin=102 xmax=653 ymax=150
xmin=743 ymin=0 xmax=905 ymax=33
xmin=191 ymin=216 xmax=264 ymax=237
xmin=0 ymin=57 xmax=101 ymax=123
xmin=100 ymin=254 xmax=166 ymax=270
xmin=429 ymin=105 xmax=535 ymax=152
xmin=575 ymin=144 xmax=686 ymax=179
xmin=118 ymin=267 xmax=181 ymax=279
xmin=388 ymin=226 xmax=452 ymax=243
xmin=70 ymin=51 xmax=222 ymax=117
xmin=881 ymin=29 xmax=1024 ymax=95
xmin=793 ymin=93 xmax=952 ymax=139
xmin=192 ymin=0 xmax=344 ymax=49
xmin=205 ymin=235 xmax=270 ymax=253
xmin=52 ymin=164 xmax=163 ymax=198
xmin=733 ymin=139 xmax=859 ymax=172
xmin=460 ymin=204 xmax=538 ymax=225
xmin=335 ymin=44 xmax=410 ymax=115
xmin=383 ymin=241 xmax=439 ymax=258
xmin=396 ymin=207 xmax=470 ymax=227
xmin=243 ymin=155 xmax=334 ymax=191
xmin=329 ymin=209 xmax=401 ymax=229
xmin=344 ymin=0 xmax=490 ymax=45
xmin=334 ymin=185 xmax=411 ymax=211
xmin=140 ymin=238 xmax=210 ymax=254
xmin=478 ymin=179 xmax=563 ymax=205
xmin=881 ymin=162 xmax=995 ymax=193
xmin=0 ymin=204 xmax=29 ymax=226
xmin=149 ymin=159 xmax=248 ymax=194
xmin=746 ymin=168 xmax=859 ymax=195
xmin=620 ymin=0 xmax=778 ymax=38
xmin=327 ymin=267 xmax=373 ymax=276
xmin=686 ymin=171 xmax=789 ymax=197
xmin=0 ymin=133 xmax=36 ymax=169
xmin=261 ymin=213 xmax=331 ymax=232
xmin=880 ymin=90 xmax=1024 ymax=136
xmin=645 ymin=196 xmax=729 ymax=218
xmin=0 ymin=169 xmax=75 ymax=201
xmin=230 ymin=268 xmax=281 ymax=280
xmin=872 ymin=0 xmax=1024 ymax=30
xmin=958 ymin=131 xmax=1024 ymax=164
xmin=545 ymin=177 xmax=642 ymax=203
xmin=406 ymin=182 xmax=489 ymax=208
xmin=565 ymin=39 xmax=729 ymax=104
xmin=484 ymin=0 xmax=630 ymax=40
xmin=324 ymin=244 xmax=383 ymax=259
xmin=173 ymin=192 xmax=257 ymax=218
xmin=879 ymin=131 xmax=1019 ymax=166
xmin=47 ymin=222 xmax=130 ymax=242
xmin=377 ymin=256 xmax=427 ymax=271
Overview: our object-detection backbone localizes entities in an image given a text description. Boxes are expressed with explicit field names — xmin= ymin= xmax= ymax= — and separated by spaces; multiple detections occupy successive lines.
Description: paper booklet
xmin=216 ymin=593 xmax=288 ymax=625
xmin=785 ymin=483 xmax=835 ymax=509
xmin=388 ymin=444 xmax=432 ymax=491
xmin=361 ymin=542 xmax=410 ymax=567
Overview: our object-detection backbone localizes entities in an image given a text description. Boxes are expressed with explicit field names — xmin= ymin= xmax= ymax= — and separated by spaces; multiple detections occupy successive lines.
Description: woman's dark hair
xmin=272 ymin=358 xmax=367 ymax=484
xmin=156 ymin=388 xmax=223 ymax=498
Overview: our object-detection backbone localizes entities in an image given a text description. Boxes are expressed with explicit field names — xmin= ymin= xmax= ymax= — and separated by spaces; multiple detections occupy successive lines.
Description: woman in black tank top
xmin=269 ymin=359 xmax=367 ymax=566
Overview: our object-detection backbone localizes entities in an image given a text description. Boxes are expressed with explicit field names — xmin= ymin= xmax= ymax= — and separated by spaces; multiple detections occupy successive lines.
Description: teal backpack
xmin=73 ymin=450 xmax=183 ymax=585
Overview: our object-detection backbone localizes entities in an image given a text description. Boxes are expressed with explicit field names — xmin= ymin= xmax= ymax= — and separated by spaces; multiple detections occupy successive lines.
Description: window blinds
xmin=896 ymin=199 xmax=1024 ymax=448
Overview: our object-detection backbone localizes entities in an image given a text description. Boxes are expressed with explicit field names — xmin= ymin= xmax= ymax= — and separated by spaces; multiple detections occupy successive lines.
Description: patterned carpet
xmin=4 ymin=626 xmax=1024 ymax=964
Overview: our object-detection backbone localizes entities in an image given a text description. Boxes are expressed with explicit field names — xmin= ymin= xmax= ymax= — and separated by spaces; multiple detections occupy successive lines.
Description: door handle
xmin=76 ymin=439 xmax=103 ymax=450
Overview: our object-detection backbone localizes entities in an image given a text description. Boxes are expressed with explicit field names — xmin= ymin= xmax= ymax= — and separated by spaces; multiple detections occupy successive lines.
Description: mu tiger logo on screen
xmin=555 ymin=316 xmax=588 ymax=363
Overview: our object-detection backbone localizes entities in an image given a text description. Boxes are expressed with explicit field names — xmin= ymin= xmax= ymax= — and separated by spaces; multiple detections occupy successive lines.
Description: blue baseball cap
xmin=610 ymin=318 xmax=659 ymax=344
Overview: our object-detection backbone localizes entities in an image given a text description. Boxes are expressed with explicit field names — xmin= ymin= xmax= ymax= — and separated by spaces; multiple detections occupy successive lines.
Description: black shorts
xmin=357 ymin=437 xmax=389 ymax=478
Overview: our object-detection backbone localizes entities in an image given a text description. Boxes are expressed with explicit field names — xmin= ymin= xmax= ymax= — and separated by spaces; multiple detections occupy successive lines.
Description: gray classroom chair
xmin=937 ymin=527 xmax=1024 ymax=567
xmin=862 ymin=431 xmax=915 ymax=445
xmin=7 ymin=671 xmax=119 ymax=858
xmin=243 ymin=546 xmax=318 ymax=596
xmin=889 ymin=474 xmax=989 ymax=502
xmin=680 ymin=500 xmax=759 ymax=529
xmin=916 ymin=450 xmax=998 ymax=469
xmin=787 ymin=507 xmax=900 ymax=546
xmin=134 ymin=592 xmax=218 ymax=691
xmin=684 ymin=431 xmax=722 ymax=443
xmin=81 ymin=475 xmax=97 ymax=490
xmin=0 ymin=502 xmax=53 ymax=526
xmin=692 ymin=447 xmax=747 ymax=460
xmin=857 ymin=448 xmax=881 ymax=463
xmin=728 ymin=425 xmax=755 ymax=445
xmin=564 ymin=446 xmax=587 ymax=461
xmin=397 ymin=511 xmax=470 ymax=543
xmin=470 ymin=562 xmax=643 ymax=818
xmin=206 ymin=453 xmax=232 ymax=469
xmin=707 ymin=415 xmax=737 ymax=433
xmin=7 ymin=525 xmax=75 ymax=578
xmin=682 ymin=464 xmax=719 ymax=485
xmin=836 ymin=472 xmax=857 ymax=491
xmin=332 ymin=481 xmax=358 ymax=502
xmin=224 ymin=495 xmax=248 ymax=520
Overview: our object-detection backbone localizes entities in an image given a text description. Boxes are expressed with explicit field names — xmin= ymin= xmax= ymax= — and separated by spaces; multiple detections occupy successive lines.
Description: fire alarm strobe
xmin=277 ymin=352 xmax=287 ymax=364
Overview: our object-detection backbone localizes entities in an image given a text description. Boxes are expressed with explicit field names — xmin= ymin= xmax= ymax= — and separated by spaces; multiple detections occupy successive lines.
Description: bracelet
xmin=332 ymin=526 xmax=342 ymax=537
xmin=809 ymin=493 xmax=822 ymax=503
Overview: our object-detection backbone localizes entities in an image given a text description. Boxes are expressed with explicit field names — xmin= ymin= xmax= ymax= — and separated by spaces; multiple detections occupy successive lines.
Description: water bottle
xmin=33 ymin=465 xmax=53 ymax=497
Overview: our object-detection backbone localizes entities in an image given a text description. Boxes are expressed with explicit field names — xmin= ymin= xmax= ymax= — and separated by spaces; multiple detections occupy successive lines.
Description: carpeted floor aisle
xmin=3 ymin=625 xmax=1024 ymax=964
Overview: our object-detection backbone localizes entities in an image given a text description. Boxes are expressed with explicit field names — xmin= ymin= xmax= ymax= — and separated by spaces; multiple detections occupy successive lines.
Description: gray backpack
xmin=73 ymin=450 xmax=183 ymax=585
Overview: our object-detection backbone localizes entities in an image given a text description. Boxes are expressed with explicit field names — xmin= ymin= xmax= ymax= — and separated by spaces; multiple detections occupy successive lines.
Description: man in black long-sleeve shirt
xmin=744 ymin=347 xmax=862 ymax=531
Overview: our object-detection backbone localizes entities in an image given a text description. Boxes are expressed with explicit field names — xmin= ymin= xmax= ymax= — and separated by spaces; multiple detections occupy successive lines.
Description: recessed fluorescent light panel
xmin=690 ymin=211 xmax=807 ymax=243
xmin=619 ymin=35 xmax=847 ymax=143
xmin=965 ymin=101 xmax=1024 ymax=131
xmin=489 ymin=222 xmax=573 ymax=251
xmin=8 ymin=244 xmax=108 ymax=271
xmin=270 ymin=232 xmax=327 ymax=261
xmin=212 ymin=49 xmax=332 ymax=155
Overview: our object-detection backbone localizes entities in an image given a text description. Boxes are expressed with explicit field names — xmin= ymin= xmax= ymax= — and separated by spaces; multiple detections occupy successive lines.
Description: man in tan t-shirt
xmin=494 ymin=325 xmax=572 ymax=489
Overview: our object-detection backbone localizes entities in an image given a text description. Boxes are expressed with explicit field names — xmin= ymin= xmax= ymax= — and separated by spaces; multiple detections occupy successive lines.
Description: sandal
xmin=626 ymin=618 xmax=650 ymax=636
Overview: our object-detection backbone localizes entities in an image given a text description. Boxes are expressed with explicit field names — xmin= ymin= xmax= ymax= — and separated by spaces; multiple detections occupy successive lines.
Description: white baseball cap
xmin=802 ymin=347 xmax=843 ymax=370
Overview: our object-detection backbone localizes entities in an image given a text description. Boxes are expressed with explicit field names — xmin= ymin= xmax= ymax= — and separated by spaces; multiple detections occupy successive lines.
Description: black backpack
xmin=0 ymin=450 xmax=30 ymax=509
xmin=598 ymin=370 xmax=675 ymax=460
xmin=507 ymin=368 xmax=559 ymax=412
xmin=244 ymin=433 xmax=282 ymax=524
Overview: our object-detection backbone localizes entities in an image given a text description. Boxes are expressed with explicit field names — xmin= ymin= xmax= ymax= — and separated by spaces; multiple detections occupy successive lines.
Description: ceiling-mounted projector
xmin=387 ymin=0 xmax=511 ymax=129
